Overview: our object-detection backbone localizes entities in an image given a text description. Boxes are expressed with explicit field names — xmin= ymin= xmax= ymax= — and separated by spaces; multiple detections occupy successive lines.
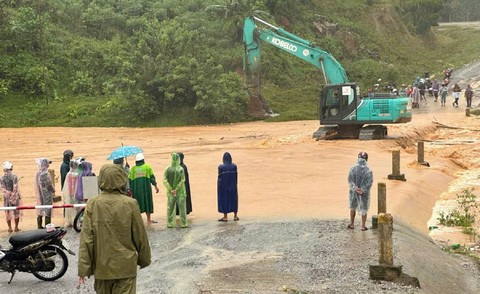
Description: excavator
xmin=243 ymin=16 xmax=412 ymax=140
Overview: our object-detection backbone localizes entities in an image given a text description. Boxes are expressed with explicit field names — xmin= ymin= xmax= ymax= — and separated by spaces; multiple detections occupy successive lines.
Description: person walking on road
xmin=440 ymin=83 xmax=449 ymax=106
xmin=432 ymin=79 xmax=440 ymax=102
xmin=452 ymin=83 xmax=461 ymax=107
xmin=78 ymin=164 xmax=151 ymax=294
xmin=347 ymin=152 xmax=373 ymax=231
xmin=129 ymin=153 xmax=159 ymax=225
xmin=0 ymin=161 xmax=22 ymax=232
xmin=464 ymin=84 xmax=473 ymax=108
xmin=217 ymin=152 xmax=239 ymax=222
xmin=163 ymin=153 xmax=188 ymax=228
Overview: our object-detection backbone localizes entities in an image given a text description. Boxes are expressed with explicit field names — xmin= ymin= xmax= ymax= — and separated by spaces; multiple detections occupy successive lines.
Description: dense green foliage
xmin=0 ymin=0 xmax=478 ymax=127
xmin=440 ymin=0 xmax=480 ymax=22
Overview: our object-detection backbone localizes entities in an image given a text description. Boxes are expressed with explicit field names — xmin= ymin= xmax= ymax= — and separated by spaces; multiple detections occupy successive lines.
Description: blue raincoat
xmin=217 ymin=152 xmax=238 ymax=214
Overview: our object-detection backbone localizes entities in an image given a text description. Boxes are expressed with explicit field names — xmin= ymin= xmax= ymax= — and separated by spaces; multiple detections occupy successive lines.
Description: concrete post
xmin=417 ymin=141 xmax=424 ymax=163
xmin=369 ymin=213 xmax=403 ymax=282
xmin=378 ymin=213 xmax=394 ymax=265
xmin=378 ymin=182 xmax=387 ymax=214
xmin=387 ymin=150 xmax=406 ymax=181
xmin=372 ymin=182 xmax=387 ymax=230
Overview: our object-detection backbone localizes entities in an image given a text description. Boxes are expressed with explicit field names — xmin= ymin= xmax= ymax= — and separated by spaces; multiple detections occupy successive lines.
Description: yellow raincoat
xmin=78 ymin=164 xmax=151 ymax=283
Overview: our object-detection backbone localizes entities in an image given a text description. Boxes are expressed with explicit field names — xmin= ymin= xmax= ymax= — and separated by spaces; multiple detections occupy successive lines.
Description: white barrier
xmin=0 ymin=203 xmax=86 ymax=211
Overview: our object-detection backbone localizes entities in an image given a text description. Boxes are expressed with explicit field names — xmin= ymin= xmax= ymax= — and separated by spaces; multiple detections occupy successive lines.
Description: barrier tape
xmin=0 ymin=203 xmax=86 ymax=211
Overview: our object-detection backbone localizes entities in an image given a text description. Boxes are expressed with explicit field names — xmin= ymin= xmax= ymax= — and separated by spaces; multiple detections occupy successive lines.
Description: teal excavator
xmin=243 ymin=16 xmax=412 ymax=140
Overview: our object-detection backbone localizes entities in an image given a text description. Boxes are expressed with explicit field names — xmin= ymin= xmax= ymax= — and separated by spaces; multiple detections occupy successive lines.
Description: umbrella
xmin=107 ymin=145 xmax=143 ymax=161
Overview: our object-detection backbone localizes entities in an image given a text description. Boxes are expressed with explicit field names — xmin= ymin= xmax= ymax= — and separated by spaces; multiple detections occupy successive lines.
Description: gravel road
xmin=1 ymin=218 xmax=478 ymax=294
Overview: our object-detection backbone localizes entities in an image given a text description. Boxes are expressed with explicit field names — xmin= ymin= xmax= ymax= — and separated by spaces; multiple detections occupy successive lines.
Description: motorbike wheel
xmin=31 ymin=245 xmax=69 ymax=281
xmin=73 ymin=208 xmax=84 ymax=233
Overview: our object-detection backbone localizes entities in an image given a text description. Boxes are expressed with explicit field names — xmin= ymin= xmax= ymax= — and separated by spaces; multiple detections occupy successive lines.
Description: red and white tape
xmin=0 ymin=203 xmax=86 ymax=211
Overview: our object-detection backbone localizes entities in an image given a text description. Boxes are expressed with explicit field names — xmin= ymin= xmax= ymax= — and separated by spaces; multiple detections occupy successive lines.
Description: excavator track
xmin=358 ymin=125 xmax=387 ymax=140
xmin=312 ymin=126 xmax=339 ymax=140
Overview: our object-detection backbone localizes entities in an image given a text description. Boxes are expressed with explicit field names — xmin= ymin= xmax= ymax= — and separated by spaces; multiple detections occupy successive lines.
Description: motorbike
xmin=0 ymin=227 xmax=75 ymax=284
xmin=73 ymin=207 xmax=84 ymax=232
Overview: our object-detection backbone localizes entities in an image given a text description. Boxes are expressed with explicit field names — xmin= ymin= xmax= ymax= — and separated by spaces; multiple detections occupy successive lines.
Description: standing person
xmin=176 ymin=152 xmax=192 ymax=216
xmin=347 ymin=152 xmax=373 ymax=231
xmin=78 ymin=164 xmax=151 ymax=294
xmin=113 ymin=157 xmax=131 ymax=195
xmin=75 ymin=161 xmax=95 ymax=206
xmin=411 ymin=84 xmax=420 ymax=109
xmin=217 ymin=152 xmax=239 ymax=222
xmin=464 ymin=84 xmax=473 ymax=108
xmin=440 ymin=83 xmax=449 ymax=106
xmin=129 ymin=153 xmax=159 ymax=225
xmin=62 ymin=160 xmax=79 ymax=227
xmin=398 ymin=84 xmax=407 ymax=96
xmin=35 ymin=158 xmax=55 ymax=229
xmin=163 ymin=153 xmax=187 ymax=228
xmin=60 ymin=149 xmax=74 ymax=190
xmin=0 ymin=161 xmax=22 ymax=232
xmin=418 ymin=82 xmax=426 ymax=102
xmin=452 ymin=83 xmax=461 ymax=107
xmin=432 ymin=79 xmax=440 ymax=102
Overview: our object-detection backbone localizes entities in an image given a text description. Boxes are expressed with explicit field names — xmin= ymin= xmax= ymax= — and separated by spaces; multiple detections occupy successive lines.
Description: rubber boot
xmin=37 ymin=216 xmax=44 ymax=229
xmin=45 ymin=216 xmax=51 ymax=227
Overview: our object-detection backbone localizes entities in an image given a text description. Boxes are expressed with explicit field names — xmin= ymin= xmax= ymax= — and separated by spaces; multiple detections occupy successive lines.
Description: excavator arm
xmin=243 ymin=16 xmax=349 ymax=117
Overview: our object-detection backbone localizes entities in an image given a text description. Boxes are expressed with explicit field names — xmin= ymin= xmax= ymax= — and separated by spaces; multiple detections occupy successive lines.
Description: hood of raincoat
xmin=63 ymin=149 xmax=74 ymax=163
xmin=69 ymin=160 xmax=79 ymax=172
xmin=80 ymin=161 xmax=93 ymax=176
xmin=98 ymin=164 xmax=128 ymax=193
xmin=165 ymin=153 xmax=181 ymax=186
xmin=357 ymin=158 xmax=367 ymax=165
xmin=36 ymin=158 xmax=51 ymax=171
xmin=222 ymin=152 xmax=232 ymax=164
xmin=170 ymin=153 xmax=180 ymax=167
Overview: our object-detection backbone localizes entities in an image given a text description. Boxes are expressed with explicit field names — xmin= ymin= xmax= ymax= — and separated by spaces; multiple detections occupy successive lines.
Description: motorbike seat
xmin=9 ymin=229 xmax=57 ymax=247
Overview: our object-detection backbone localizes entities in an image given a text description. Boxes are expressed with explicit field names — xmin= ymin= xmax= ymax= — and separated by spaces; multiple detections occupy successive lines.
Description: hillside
xmin=0 ymin=0 xmax=479 ymax=127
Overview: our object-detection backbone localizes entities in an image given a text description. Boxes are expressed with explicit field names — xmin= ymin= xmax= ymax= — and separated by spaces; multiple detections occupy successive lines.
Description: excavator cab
xmin=319 ymin=83 xmax=359 ymax=123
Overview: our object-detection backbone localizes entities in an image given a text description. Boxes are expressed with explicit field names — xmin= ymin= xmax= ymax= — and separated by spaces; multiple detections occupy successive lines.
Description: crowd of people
xmin=0 ymin=149 xmax=240 ymax=232
xmin=399 ymin=70 xmax=476 ymax=109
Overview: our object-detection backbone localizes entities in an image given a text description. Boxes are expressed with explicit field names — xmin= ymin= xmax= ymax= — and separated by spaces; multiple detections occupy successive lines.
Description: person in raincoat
xmin=113 ymin=157 xmax=130 ymax=194
xmin=129 ymin=153 xmax=159 ymax=225
xmin=75 ymin=161 xmax=95 ymax=205
xmin=163 ymin=153 xmax=187 ymax=228
xmin=347 ymin=152 xmax=373 ymax=231
xmin=217 ymin=152 xmax=239 ymax=222
xmin=78 ymin=164 xmax=151 ymax=294
xmin=60 ymin=149 xmax=74 ymax=190
xmin=176 ymin=152 xmax=192 ymax=216
xmin=35 ymin=158 xmax=55 ymax=229
xmin=0 ymin=161 xmax=22 ymax=232
xmin=62 ymin=160 xmax=79 ymax=227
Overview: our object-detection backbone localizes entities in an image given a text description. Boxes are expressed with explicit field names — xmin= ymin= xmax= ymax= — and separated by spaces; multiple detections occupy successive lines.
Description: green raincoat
xmin=129 ymin=161 xmax=157 ymax=213
xmin=163 ymin=153 xmax=187 ymax=228
xmin=78 ymin=164 xmax=151 ymax=283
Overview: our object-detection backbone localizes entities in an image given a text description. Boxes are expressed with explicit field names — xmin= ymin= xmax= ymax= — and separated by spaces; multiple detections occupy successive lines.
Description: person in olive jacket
xmin=78 ymin=164 xmax=151 ymax=294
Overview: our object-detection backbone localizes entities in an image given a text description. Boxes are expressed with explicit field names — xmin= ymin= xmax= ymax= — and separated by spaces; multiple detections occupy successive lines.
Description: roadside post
xmin=369 ymin=213 xmax=403 ymax=281
xmin=387 ymin=150 xmax=406 ymax=181
xmin=371 ymin=182 xmax=386 ymax=230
